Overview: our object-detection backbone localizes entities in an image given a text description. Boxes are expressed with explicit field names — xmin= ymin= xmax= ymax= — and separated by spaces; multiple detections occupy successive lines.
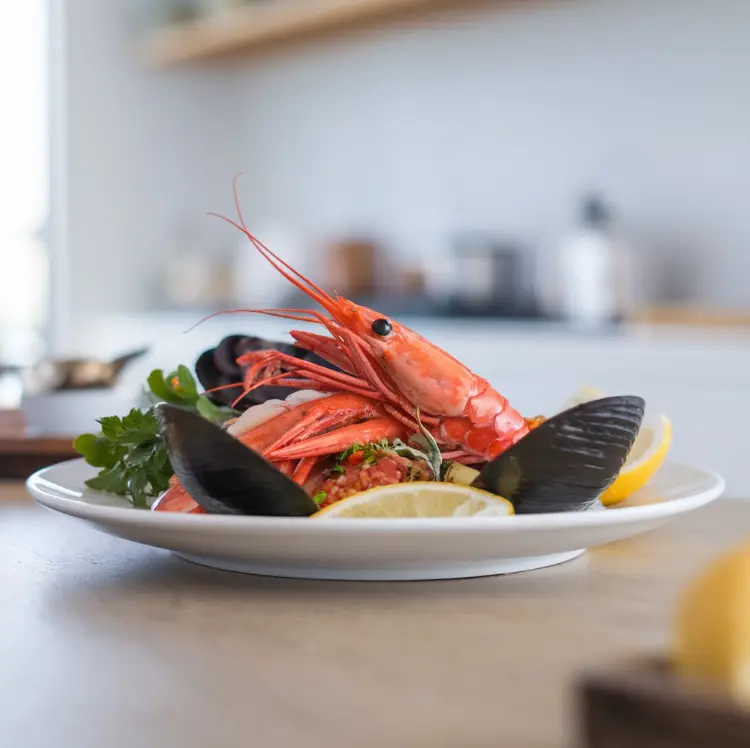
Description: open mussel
xmin=156 ymin=403 xmax=318 ymax=516
xmin=471 ymin=395 xmax=645 ymax=514
xmin=195 ymin=335 xmax=343 ymax=411
xmin=156 ymin=395 xmax=644 ymax=519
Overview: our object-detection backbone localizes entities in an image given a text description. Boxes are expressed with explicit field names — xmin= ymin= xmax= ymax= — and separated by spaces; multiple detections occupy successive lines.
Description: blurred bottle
xmin=554 ymin=193 xmax=635 ymax=328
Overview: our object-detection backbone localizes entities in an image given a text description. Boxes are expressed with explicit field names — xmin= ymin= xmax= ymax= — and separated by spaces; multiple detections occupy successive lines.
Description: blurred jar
xmin=446 ymin=233 xmax=528 ymax=316
xmin=552 ymin=194 xmax=635 ymax=328
xmin=324 ymin=237 xmax=378 ymax=299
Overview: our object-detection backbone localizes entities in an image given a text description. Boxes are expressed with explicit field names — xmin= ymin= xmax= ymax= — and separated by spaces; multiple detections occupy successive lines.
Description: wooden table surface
xmin=2 ymin=485 xmax=748 ymax=748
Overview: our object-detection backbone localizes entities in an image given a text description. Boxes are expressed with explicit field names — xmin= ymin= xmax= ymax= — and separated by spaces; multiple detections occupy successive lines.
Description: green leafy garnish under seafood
xmin=73 ymin=408 xmax=170 ymax=509
xmin=144 ymin=366 xmax=235 ymax=424
xmin=74 ymin=365 xmax=236 ymax=507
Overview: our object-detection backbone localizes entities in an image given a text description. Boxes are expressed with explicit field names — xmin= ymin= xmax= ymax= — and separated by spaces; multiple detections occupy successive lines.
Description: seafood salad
xmin=75 ymin=183 xmax=655 ymax=519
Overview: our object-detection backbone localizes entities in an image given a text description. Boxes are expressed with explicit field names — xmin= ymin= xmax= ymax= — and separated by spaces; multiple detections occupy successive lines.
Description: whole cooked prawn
xmin=154 ymin=180 xmax=538 ymax=513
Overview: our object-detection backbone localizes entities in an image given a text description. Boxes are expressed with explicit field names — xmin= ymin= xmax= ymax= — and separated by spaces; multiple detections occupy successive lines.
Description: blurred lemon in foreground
xmin=312 ymin=482 xmax=514 ymax=519
xmin=562 ymin=385 xmax=672 ymax=507
xmin=674 ymin=543 xmax=750 ymax=703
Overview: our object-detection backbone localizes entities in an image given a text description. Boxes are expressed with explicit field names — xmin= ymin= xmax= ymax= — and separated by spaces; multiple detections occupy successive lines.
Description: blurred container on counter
xmin=551 ymin=193 xmax=636 ymax=329
xmin=445 ymin=234 xmax=538 ymax=317
xmin=324 ymin=237 xmax=378 ymax=299
xmin=20 ymin=348 xmax=148 ymax=436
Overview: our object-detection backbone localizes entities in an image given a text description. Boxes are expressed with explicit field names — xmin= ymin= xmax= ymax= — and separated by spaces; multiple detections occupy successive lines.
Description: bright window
xmin=0 ymin=2 xmax=48 ymax=365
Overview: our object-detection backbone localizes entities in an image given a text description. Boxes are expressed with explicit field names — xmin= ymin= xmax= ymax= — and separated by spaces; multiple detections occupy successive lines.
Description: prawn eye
xmin=371 ymin=318 xmax=392 ymax=336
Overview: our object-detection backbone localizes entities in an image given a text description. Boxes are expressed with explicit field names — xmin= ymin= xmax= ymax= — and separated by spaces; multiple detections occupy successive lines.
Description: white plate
xmin=26 ymin=458 xmax=725 ymax=581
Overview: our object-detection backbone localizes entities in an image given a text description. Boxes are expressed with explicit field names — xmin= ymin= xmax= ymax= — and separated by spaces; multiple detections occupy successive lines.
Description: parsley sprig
xmin=73 ymin=409 xmax=170 ymax=508
xmin=74 ymin=365 xmax=236 ymax=508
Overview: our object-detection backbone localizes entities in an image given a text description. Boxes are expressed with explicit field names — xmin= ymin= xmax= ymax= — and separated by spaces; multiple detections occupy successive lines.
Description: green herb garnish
xmin=332 ymin=422 xmax=443 ymax=481
xmin=145 ymin=367 xmax=235 ymax=425
xmin=313 ymin=490 xmax=327 ymax=505
xmin=382 ymin=412 xmax=442 ymax=480
xmin=74 ymin=365 xmax=237 ymax=507
xmin=73 ymin=408 xmax=171 ymax=508
xmin=337 ymin=442 xmax=366 ymax=462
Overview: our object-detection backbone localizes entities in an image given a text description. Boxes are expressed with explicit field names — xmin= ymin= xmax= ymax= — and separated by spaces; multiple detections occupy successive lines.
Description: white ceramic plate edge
xmin=24 ymin=459 xmax=726 ymax=580
xmin=26 ymin=458 xmax=726 ymax=534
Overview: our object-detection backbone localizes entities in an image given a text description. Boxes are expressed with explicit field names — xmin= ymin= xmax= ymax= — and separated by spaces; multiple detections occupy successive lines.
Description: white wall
xmin=54 ymin=0 xmax=244 ymax=353
xmin=54 ymin=0 xmax=750 ymax=346
xmin=238 ymin=0 xmax=750 ymax=308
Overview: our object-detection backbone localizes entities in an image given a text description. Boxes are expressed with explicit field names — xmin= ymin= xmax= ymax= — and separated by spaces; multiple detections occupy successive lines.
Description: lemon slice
xmin=674 ymin=543 xmax=750 ymax=703
xmin=311 ymin=482 xmax=514 ymax=519
xmin=561 ymin=385 xmax=672 ymax=507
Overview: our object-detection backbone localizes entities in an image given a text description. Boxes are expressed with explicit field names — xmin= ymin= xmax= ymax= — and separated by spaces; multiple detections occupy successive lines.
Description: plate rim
xmin=25 ymin=457 xmax=726 ymax=534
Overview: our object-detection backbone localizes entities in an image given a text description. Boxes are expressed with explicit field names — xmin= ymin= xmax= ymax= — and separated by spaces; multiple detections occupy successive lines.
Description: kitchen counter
xmin=1 ymin=486 xmax=745 ymax=748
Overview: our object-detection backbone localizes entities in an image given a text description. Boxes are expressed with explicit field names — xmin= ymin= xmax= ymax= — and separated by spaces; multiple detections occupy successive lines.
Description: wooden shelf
xmin=140 ymin=0 xmax=494 ymax=67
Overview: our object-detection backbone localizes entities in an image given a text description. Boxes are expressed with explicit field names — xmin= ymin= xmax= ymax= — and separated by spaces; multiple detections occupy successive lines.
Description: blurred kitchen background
xmin=4 ymin=0 xmax=750 ymax=489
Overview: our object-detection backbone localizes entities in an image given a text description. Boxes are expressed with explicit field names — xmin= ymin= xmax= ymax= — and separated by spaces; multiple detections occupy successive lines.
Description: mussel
xmin=156 ymin=403 xmax=318 ymax=516
xmin=471 ymin=395 xmax=645 ymax=513
xmin=156 ymin=395 xmax=644 ymax=518
xmin=195 ymin=335 xmax=342 ymax=411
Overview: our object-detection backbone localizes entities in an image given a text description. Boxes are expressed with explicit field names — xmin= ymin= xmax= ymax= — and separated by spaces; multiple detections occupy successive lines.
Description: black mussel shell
xmin=471 ymin=396 xmax=645 ymax=514
xmin=195 ymin=335 xmax=343 ymax=412
xmin=156 ymin=404 xmax=318 ymax=517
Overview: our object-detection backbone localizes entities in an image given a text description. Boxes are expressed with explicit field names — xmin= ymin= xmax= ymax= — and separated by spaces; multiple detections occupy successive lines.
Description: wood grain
xmin=631 ymin=306 xmax=750 ymax=327
xmin=1 ymin=488 xmax=748 ymax=747
xmin=139 ymin=0 xmax=505 ymax=67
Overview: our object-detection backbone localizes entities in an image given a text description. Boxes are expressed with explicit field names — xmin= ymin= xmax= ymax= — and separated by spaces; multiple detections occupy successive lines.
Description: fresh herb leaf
xmin=313 ymin=491 xmax=327 ymax=505
xmin=147 ymin=369 xmax=183 ymax=404
xmin=195 ymin=394 xmax=234 ymax=425
xmin=332 ymin=464 xmax=345 ymax=475
xmin=98 ymin=415 xmax=125 ymax=440
xmin=85 ymin=464 xmax=129 ymax=495
xmin=127 ymin=471 xmax=150 ymax=509
xmin=335 ymin=439 xmax=392 ymax=467
xmin=388 ymin=416 xmax=442 ymax=481
xmin=176 ymin=365 xmax=198 ymax=397
xmin=76 ymin=407 xmax=172 ymax=509
xmin=77 ymin=363 xmax=237 ymax=507
xmin=337 ymin=442 xmax=365 ymax=463
xmin=72 ymin=433 xmax=117 ymax=468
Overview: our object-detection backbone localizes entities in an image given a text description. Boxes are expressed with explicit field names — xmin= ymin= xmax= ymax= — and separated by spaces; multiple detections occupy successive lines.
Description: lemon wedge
xmin=311 ymin=482 xmax=514 ymax=519
xmin=561 ymin=385 xmax=671 ymax=507
xmin=674 ymin=543 xmax=750 ymax=703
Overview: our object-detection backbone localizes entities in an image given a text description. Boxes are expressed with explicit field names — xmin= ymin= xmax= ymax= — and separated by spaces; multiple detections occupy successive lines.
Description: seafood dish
xmin=74 ymin=182 xmax=657 ymax=520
